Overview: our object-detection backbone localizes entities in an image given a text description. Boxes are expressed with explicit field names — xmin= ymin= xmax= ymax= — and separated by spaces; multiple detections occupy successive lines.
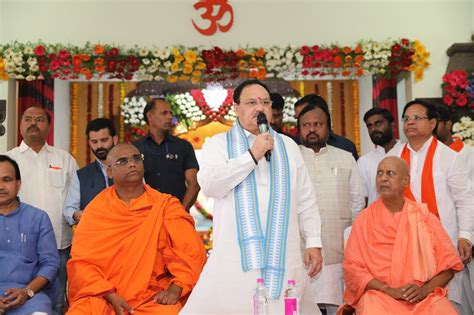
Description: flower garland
xmin=190 ymin=89 xmax=235 ymax=121
xmin=0 ymin=39 xmax=430 ymax=82
xmin=86 ymin=84 xmax=92 ymax=163
xmin=119 ymin=83 xmax=126 ymax=142
xmin=340 ymin=82 xmax=346 ymax=135
xmin=70 ymin=82 xmax=79 ymax=159
xmin=352 ymin=80 xmax=360 ymax=154
xmin=108 ymin=84 xmax=114 ymax=118
xmin=452 ymin=116 xmax=474 ymax=147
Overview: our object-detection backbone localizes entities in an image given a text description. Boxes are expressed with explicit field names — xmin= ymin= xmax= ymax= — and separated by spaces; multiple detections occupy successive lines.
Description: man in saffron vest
xmin=67 ymin=144 xmax=206 ymax=315
xmin=387 ymin=99 xmax=473 ymax=312
xmin=340 ymin=156 xmax=463 ymax=315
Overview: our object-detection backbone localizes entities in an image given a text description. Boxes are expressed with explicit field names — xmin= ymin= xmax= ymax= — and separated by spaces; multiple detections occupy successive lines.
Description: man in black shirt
xmin=133 ymin=98 xmax=200 ymax=211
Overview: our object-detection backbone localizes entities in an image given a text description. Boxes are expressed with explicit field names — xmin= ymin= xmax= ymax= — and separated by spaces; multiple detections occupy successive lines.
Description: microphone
xmin=257 ymin=112 xmax=271 ymax=161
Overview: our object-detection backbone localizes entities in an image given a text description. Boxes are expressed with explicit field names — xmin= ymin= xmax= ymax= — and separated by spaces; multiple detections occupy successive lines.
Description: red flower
xmin=312 ymin=45 xmax=320 ymax=53
xmin=391 ymin=44 xmax=401 ymax=53
xmin=401 ymin=38 xmax=410 ymax=46
xmin=49 ymin=60 xmax=60 ymax=71
xmin=124 ymin=73 xmax=133 ymax=80
xmin=59 ymin=49 xmax=70 ymax=59
xmin=455 ymin=94 xmax=468 ymax=106
xmin=300 ymin=46 xmax=310 ymax=55
xmin=48 ymin=53 xmax=58 ymax=60
xmin=107 ymin=47 xmax=119 ymax=57
xmin=33 ymin=45 xmax=46 ymax=57
xmin=443 ymin=95 xmax=453 ymax=106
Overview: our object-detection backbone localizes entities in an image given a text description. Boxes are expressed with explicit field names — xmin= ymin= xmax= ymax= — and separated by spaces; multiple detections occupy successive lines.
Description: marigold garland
xmin=352 ymin=80 xmax=360 ymax=155
xmin=119 ymin=82 xmax=126 ymax=142
xmin=70 ymin=82 xmax=79 ymax=159
xmin=299 ymin=81 xmax=305 ymax=97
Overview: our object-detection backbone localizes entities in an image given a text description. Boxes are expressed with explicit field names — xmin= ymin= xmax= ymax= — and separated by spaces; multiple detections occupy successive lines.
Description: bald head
xmin=376 ymin=156 xmax=410 ymax=200
xmin=106 ymin=144 xmax=144 ymax=187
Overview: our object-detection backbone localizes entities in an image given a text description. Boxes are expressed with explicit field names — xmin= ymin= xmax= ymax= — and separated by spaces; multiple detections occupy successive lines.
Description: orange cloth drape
xmin=449 ymin=137 xmax=464 ymax=152
xmin=400 ymin=138 xmax=439 ymax=217
xmin=341 ymin=198 xmax=463 ymax=314
xmin=67 ymin=185 xmax=206 ymax=315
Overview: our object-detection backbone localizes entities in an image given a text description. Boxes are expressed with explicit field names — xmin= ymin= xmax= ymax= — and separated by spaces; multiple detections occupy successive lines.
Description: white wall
xmin=1 ymin=0 xmax=472 ymax=98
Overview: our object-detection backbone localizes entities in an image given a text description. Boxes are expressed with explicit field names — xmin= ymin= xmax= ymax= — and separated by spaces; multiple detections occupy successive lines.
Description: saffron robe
xmin=341 ymin=198 xmax=463 ymax=315
xmin=67 ymin=185 xmax=206 ymax=315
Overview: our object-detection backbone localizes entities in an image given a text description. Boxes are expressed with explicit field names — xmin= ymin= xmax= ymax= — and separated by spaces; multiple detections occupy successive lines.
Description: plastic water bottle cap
xmin=257 ymin=278 xmax=264 ymax=284
xmin=288 ymin=279 xmax=296 ymax=285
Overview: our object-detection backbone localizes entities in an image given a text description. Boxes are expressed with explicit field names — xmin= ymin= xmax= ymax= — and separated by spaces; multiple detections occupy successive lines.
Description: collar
xmin=19 ymin=140 xmax=51 ymax=153
xmin=95 ymin=159 xmax=108 ymax=171
xmin=407 ymin=136 xmax=434 ymax=154
xmin=314 ymin=145 xmax=329 ymax=156
xmin=145 ymin=132 xmax=175 ymax=144
xmin=375 ymin=139 xmax=399 ymax=154
xmin=0 ymin=197 xmax=22 ymax=217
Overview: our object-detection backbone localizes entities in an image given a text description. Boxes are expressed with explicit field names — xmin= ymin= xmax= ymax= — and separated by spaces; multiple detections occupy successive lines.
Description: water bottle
xmin=284 ymin=279 xmax=299 ymax=315
xmin=253 ymin=278 xmax=269 ymax=315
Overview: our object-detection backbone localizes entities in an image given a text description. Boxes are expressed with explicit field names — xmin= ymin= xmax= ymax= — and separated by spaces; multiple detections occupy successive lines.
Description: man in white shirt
xmin=6 ymin=106 xmax=78 ymax=315
xmin=298 ymin=103 xmax=365 ymax=315
xmin=388 ymin=99 xmax=473 ymax=312
xmin=182 ymin=79 xmax=323 ymax=314
xmin=358 ymin=107 xmax=402 ymax=205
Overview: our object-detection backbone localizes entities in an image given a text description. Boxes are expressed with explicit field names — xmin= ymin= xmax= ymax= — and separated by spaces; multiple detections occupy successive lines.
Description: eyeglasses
xmin=402 ymin=115 xmax=429 ymax=123
xmin=108 ymin=154 xmax=144 ymax=168
xmin=240 ymin=98 xmax=273 ymax=107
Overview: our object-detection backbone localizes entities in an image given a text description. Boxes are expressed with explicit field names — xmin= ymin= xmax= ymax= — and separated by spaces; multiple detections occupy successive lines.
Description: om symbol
xmin=192 ymin=0 xmax=234 ymax=36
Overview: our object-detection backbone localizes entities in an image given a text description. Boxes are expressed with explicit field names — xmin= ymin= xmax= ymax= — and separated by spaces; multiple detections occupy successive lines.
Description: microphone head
xmin=257 ymin=112 xmax=268 ymax=125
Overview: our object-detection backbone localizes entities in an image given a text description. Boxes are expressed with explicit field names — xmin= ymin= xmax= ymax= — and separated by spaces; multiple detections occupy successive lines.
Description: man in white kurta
xmin=357 ymin=107 xmax=403 ymax=205
xmin=297 ymin=104 xmax=365 ymax=315
xmin=182 ymin=80 xmax=323 ymax=315
xmin=387 ymin=100 xmax=473 ymax=312
xmin=6 ymin=106 xmax=78 ymax=315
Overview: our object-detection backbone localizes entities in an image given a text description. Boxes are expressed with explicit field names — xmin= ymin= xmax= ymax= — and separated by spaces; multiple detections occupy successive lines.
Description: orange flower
xmin=191 ymin=76 xmax=201 ymax=84
xmin=95 ymin=65 xmax=105 ymax=73
xmin=353 ymin=62 xmax=361 ymax=68
xmin=344 ymin=55 xmax=353 ymax=62
xmin=256 ymin=48 xmax=265 ymax=58
xmin=249 ymin=57 xmax=257 ymax=67
xmin=183 ymin=63 xmax=193 ymax=74
xmin=249 ymin=69 xmax=258 ymax=78
xmin=354 ymin=45 xmax=362 ymax=54
xmin=167 ymin=75 xmax=178 ymax=83
xmin=239 ymin=72 xmax=248 ymax=78
xmin=341 ymin=70 xmax=351 ymax=77
xmin=94 ymin=58 xmax=104 ymax=66
xmin=343 ymin=63 xmax=351 ymax=68
xmin=72 ymin=55 xmax=82 ymax=67
xmin=257 ymin=67 xmax=266 ymax=80
xmin=174 ymin=54 xmax=184 ymax=63
xmin=333 ymin=62 xmax=343 ymax=68
xmin=184 ymin=50 xmax=197 ymax=64
xmin=333 ymin=55 xmax=343 ymax=63
xmin=195 ymin=62 xmax=206 ymax=70
xmin=192 ymin=70 xmax=202 ymax=77
xmin=355 ymin=55 xmax=364 ymax=63
xmin=170 ymin=63 xmax=180 ymax=72
xmin=239 ymin=60 xmax=248 ymax=69
xmin=355 ymin=68 xmax=364 ymax=77
xmin=79 ymin=53 xmax=90 ymax=61
xmin=80 ymin=68 xmax=93 ymax=80
xmin=257 ymin=60 xmax=264 ymax=67
xmin=236 ymin=49 xmax=246 ymax=58
xmin=179 ymin=74 xmax=190 ymax=81
xmin=94 ymin=44 xmax=105 ymax=55
xmin=342 ymin=46 xmax=352 ymax=55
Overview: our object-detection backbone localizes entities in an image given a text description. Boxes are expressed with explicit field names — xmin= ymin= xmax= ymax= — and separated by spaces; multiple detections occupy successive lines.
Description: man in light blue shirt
xmin=0 ymin=154 xmax=59 ymax=314
xmin=63 ymin=118 xmax=117 ymax=225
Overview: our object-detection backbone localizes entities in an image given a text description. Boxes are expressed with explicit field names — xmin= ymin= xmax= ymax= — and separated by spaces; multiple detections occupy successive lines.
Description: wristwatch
xmin=24 ymin=288 xmax=35 ymax=299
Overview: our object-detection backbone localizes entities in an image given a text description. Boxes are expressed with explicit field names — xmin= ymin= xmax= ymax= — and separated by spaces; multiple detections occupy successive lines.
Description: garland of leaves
xmin=0 ymin=39 xmax=429 ymax=83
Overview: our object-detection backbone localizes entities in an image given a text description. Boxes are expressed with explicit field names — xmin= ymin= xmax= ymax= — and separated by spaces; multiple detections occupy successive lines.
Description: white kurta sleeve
xmin=350 ymin=159 xmax=366 ymax=220
xmin=197 ymin=134 xmax=257 ymax=199
xmin=448 ymin=153 xmax=474 ymax=241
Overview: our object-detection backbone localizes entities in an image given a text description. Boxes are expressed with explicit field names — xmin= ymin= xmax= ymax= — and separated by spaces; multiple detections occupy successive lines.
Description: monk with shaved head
xmin=339 ymin=157 xmax=463 ymax=315
xmin=67 ymin=144 xmax=206 ymax=314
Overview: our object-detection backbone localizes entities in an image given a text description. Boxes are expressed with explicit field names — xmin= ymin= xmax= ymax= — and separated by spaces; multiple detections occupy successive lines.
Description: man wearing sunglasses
xmin=67 ymin=143 xmax=206 ymax=315
xmin=388 ymin=99 xmax=473 ymax=313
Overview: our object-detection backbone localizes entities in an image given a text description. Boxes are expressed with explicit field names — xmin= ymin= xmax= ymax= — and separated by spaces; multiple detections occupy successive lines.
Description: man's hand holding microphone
xmin=249 ymin=112 xmax=274 ymax=162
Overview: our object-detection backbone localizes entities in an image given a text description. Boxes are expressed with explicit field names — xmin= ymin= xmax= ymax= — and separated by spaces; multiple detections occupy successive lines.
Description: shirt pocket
xmin=48 ymin=167 xmax=65 ymax=188
xmin=20 ymin=231 xmax=39 ymax=262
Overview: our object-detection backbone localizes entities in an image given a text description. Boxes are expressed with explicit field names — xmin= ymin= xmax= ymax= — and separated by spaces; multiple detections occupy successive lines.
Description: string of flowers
xmin=326 ymin=82 xmax=333 ymax=116
xmin=0 ymin=39 xmax=429 ymax=82
xmin=97 ymin=83 xmax=104 ymax=118
xmin=352 ymin=80 xmax=360 ymax=154
xmin=86 ymin=84 xmax=92 ymax=163
xmin=339 ymin=82 xmax=346 ymax=135
xmin=119 ymin=83 xmax=126 ymax=142
xmin=108 ymin=84 xmax=114 ymax=118
xmin=281 ymin=96 xmax=298 ymax=137
xmin=70 ymin=82 xmax=79 ymax=159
